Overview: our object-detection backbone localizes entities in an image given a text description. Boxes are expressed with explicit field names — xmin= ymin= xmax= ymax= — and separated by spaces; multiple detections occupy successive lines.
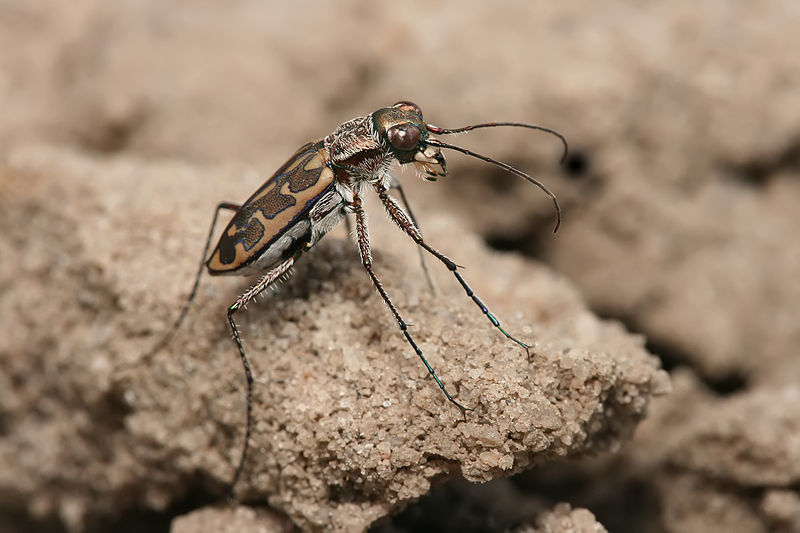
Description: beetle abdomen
xmin=206 ymin=142 xmax=334 ymax=274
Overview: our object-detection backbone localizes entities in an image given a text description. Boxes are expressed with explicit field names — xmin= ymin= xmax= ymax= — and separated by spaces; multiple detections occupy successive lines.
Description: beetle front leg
xmin=388 ymin=178 xmax=437 ymax=294
xmin=375 ymin=185 xmax=532 ymax=358
xmin=349 ymin=192 xmax=469 ymax=413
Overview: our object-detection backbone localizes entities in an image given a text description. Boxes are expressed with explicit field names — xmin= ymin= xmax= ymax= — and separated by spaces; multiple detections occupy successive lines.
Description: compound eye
xmin=387 ymin=123 xmax=421 ymax=151
xmin=392 ymin=101 xmax=423 ymax=118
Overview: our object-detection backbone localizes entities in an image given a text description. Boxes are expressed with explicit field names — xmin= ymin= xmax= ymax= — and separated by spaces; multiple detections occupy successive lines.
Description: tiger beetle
xmin=148 ymin=101 xmax=567 ymax=492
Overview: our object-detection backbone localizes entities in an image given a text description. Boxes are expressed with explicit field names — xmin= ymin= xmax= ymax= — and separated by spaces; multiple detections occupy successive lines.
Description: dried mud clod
xmin=0 ymin=147 xmax=668 ymax=532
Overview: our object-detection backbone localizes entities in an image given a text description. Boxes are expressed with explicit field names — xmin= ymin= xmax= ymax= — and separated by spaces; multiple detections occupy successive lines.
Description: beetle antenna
xmin=425 ymin=138 xmax=562 ymax=234
xmin=427 ymin=122 xmax=568 ymax=164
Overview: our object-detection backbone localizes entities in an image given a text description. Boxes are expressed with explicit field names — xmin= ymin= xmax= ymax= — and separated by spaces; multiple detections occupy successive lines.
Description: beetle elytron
xmin=149 ymin=101 xmax=566 ymax=490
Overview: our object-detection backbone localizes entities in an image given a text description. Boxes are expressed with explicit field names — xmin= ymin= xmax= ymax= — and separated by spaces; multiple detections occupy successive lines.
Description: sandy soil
xmin=1 ymin=1 xmax=798 ymax=532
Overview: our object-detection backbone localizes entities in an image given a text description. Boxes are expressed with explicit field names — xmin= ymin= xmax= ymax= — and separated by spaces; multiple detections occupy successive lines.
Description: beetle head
xmin=373 ymin=101 xmax=447 ymax=181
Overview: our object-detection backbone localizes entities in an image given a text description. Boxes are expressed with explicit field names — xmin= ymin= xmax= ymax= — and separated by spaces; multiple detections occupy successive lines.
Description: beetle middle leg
xmin=375 ymin=185 xmax=532 ymax=358
xmin=349 ymin=192 xmax=469 ymax=413
xmin=225 ymin=255 xmax=296 ymax=492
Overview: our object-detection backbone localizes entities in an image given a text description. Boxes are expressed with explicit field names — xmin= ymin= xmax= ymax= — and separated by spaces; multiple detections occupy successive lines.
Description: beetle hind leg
xmin=135 ymin=202 xmax=242 ymax=367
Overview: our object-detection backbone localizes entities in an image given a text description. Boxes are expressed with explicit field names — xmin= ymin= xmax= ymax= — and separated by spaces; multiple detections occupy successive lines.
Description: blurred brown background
xmin=1 ymin=1 xmax=799 ymax=532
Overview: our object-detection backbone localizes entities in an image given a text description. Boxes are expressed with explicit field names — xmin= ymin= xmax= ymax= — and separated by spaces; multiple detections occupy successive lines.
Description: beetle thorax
xmin=324 ymin=115 xmax=393 ymax=184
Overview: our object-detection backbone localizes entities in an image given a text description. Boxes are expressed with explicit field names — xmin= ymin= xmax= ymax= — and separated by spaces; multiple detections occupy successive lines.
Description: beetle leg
xmin=343 ymin=210 xmax=354 ymax=238
xmin=226 ymin=255 xmax=296 ymax=493
xmin=388 ymin=178 xmax=438 ymax=295
xmin=375 ymin=186 xmax=532 ymax=359
xmin=349 ymin=192 xmax=469 ymax=413
xmin=142 ymin=202 xmax=242 ymax=362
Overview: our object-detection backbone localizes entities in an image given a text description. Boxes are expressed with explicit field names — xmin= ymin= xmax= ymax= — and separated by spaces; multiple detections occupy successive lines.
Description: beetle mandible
xmin=148 ymin=101 xmax=567 ymax=490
